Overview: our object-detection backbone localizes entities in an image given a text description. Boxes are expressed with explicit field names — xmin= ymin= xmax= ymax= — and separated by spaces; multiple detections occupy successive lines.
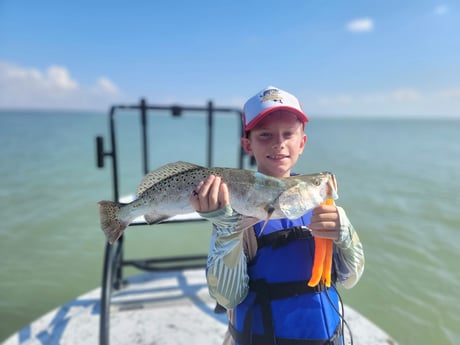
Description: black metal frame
xmin=95 ymin=98 xmax=246 ymax=345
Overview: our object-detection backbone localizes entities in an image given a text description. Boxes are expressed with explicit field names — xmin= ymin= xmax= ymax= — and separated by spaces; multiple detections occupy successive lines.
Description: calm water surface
xmin=0 ymin=110 xmax=459 ymax=345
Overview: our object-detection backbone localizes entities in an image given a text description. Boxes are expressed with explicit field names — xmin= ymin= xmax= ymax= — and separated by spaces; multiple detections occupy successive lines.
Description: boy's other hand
xmin=309 ymin=205 xmax=341 ymax=241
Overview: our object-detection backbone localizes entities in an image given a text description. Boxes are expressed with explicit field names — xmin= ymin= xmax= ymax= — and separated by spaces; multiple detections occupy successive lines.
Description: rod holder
xmin=96 ymin=136 xmax=111 ymax=168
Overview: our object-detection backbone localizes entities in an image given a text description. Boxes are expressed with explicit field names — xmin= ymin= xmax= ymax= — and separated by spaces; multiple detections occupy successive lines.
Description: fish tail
xmin=98 ymin=201 xmax=129 ymax=244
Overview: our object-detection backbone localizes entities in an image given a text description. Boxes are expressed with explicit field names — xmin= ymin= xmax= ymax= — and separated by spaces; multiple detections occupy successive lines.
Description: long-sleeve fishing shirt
xmin=200 ymin=204 xmax=365 ymax=310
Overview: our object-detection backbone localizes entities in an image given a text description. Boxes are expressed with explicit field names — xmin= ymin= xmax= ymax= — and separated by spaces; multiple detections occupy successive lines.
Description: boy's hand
xmin=309 ymin=205 xmax=341 ymax=241
xmin=190 ymin=175 xmax=229 ymax=213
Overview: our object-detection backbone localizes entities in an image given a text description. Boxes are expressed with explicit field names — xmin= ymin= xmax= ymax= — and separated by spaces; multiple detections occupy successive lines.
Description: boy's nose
xmin=272 ymin=134 xmax=284 ymax=148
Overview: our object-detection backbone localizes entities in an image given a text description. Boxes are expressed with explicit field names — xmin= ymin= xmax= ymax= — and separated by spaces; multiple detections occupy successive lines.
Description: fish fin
xmin=98 ymin=201 xmax=129 ymax=245
xmin=136 ymin=161 xmax=203 ymax=196
xmin=144 ymin=213 xmax=170 ymax=224
xmin=259 ymin=205 xmax=275 ymax=236
xmin=259 ymin=220 xmax=269 ymax=235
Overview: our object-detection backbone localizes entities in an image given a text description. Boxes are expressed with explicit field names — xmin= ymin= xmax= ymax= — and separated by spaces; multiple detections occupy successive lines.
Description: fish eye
xmin=314 ymin=178 xmax=320 ymax=186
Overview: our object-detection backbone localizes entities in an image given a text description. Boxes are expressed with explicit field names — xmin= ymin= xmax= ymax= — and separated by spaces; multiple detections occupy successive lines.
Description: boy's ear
xmin=300 ymin=134 xmax=307 ymax=152
xmin=241 ymin=137 xmax=253 ymax=156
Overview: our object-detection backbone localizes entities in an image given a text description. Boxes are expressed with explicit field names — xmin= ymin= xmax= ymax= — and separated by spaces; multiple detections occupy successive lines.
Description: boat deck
xmin=2 ymin=269 xmax=397 ymax=345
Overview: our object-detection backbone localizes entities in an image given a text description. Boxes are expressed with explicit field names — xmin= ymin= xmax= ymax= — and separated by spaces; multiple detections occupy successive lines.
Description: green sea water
xmin=0 ymin=110 xmax=459 ymax=345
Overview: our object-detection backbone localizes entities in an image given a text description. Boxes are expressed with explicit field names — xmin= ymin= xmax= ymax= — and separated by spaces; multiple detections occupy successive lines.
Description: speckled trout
xmin=98 ymin=161 xmax=338 ymax=244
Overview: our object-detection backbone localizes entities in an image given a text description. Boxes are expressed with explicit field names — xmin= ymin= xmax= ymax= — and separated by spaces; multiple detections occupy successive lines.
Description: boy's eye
xmin=257 ymin=131 xmax=295 ymax=139
xmin=259 ymin=132 xmax=272 ymax=138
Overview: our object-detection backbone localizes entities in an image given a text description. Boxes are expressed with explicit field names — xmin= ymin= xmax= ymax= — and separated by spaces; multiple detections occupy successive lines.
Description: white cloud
xmin=390 ymin=88 xmax=421 ymax=102
xmin=434 ymin=5 xmax=448 ymax=15
xmin=93 ymin=77 xmax=119 ymax=94
xmin=47 ymin=66 xmax=79 ymax=90
xmin=435 ymin=87 xmax=460 ymax=99
xmin=0 ymin=61 xmax=123 ymax=109
xmin=346 ymin=17 xmax=374 ymax=33
xmin=319 ymin=88 xmax=423 ymax=108
xmin=311 ymin=87 xmax=460 ymax=117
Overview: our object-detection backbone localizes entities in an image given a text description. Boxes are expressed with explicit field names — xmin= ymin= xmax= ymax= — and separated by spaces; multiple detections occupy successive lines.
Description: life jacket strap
xmin=230 ymin=279 xmax=338 ymax=345
xmin=228 ymin=322 xmax=341 ymax=345
xmin=257 ymin=226 xmax=312 ymax=249
xmin=249 ymin=279 xmax=328 ymax=299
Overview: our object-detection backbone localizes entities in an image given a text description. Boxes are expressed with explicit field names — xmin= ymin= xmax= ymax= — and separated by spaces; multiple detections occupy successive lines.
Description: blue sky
xmin=1 ymin=0 xmax=459 ymax=117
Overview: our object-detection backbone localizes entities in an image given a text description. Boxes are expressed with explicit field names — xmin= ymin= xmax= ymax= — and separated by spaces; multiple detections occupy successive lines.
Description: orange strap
xmin=307 ymin=198 xmax=335 ymax=287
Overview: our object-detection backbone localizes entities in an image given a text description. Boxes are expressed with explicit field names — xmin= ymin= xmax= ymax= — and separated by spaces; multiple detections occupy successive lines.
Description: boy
xmin=190 ymin=86 xmax=364 ymax=345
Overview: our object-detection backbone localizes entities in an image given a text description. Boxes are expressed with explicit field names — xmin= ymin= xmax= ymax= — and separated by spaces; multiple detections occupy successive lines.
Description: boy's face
xmin=241 ymin=110 xmax=307 ymax=178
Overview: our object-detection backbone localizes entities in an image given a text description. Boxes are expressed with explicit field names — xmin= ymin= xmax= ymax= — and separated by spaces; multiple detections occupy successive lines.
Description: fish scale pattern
xmin=136 ymin=161 xmax=206 ymax=196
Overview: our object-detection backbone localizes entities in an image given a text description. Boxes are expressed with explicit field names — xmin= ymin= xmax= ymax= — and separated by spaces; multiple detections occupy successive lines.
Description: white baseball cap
xmin=242 ymin=86 xmax=309 ymax=132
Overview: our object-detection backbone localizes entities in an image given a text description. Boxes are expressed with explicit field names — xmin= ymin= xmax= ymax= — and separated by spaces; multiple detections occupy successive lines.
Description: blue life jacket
xmin=229 ymin=212 xmax=342 ymax=345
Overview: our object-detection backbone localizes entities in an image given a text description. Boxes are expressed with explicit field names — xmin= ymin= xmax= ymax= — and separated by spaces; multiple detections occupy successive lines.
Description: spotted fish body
xmin=98 ymin=161 xmax=337 ymax=244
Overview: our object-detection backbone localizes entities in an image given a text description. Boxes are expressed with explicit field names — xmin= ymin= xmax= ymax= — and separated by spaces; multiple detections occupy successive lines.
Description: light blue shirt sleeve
xmin=199 ymin=204 xmax=250 ymax=309
xmin=333 ymin=207 xmax=365 ymax=288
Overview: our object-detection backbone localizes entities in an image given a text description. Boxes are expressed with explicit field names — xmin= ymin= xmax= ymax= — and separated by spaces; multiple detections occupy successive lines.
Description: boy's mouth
xmin=267 ymin=154 xmax=289 ymax=160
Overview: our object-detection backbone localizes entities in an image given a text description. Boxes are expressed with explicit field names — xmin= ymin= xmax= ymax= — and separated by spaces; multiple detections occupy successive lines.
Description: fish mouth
xmin=326 ymin=173 xmax=338 ymax=200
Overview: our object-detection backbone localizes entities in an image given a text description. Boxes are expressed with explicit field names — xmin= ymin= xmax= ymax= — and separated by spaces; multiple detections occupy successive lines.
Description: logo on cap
xmin=260 ymin=88 xmax=284 ymax=104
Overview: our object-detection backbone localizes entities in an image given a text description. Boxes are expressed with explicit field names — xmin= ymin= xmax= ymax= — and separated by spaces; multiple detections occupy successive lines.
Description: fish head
xmin=277 ymin=172 xmax=338 ymax=219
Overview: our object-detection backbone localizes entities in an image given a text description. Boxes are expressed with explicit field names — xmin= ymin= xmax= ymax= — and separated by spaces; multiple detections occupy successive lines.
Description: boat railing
xmin=95 ymin=98 xmax=247 ymax=345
